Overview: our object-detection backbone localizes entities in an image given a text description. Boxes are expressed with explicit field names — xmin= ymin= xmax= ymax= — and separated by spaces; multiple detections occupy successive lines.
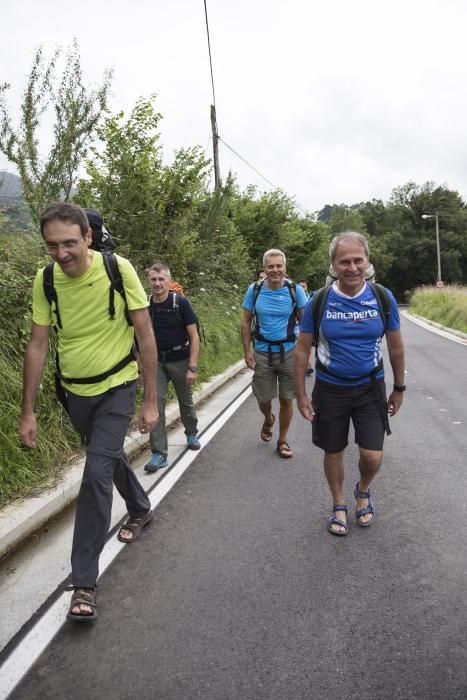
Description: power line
xmin=219 ymin=137 xmax=309 ymax=215
xmin=219 ymin=138 xmax=278 ymax=190
xmin=203 ymin=0 xmax=216 ymax=107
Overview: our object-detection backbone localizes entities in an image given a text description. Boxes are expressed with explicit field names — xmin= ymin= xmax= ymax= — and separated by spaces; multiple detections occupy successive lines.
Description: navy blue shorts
xmin=311 ymin=378 xmax=388 ymax=453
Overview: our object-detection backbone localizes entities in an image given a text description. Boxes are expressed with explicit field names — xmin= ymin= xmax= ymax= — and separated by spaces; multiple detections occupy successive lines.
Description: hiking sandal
xmin=328 ymin=505 xmax=349 ymax=536
xmin=117 ymin=509 xmax=154 ymax=543
xmin=66 ymin=587 xmax=98 ymax=623
xmin=276 ymin=440 xmax=293 ymax=458
xmin=260 ymin=414 xmax=275 ymax=442
xmin=354 ymin=482 xmax=375 ymax=527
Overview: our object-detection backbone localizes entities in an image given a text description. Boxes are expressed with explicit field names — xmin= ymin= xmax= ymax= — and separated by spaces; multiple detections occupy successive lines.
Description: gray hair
xmin=263 ymin=248 xmax=287 ymax=267
xmin=329 ymin=232 xmax=369 ymax=263
xmin=148 ymin=262 xmax=172 ymax=279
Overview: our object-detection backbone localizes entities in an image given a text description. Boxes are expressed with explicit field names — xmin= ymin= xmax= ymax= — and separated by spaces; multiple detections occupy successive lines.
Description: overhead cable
xmin=219 ymin=138 xmax=278 ymax=190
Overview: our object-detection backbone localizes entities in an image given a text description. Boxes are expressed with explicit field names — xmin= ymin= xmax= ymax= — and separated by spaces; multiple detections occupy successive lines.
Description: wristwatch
xmin=393 ymin=384 xmax=406 ymax=392
xmin=188 ymin=365 xmax=198 ymax=373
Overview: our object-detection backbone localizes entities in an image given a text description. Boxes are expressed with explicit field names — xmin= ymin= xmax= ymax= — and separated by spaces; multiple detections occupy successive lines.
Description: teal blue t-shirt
xmin=243 ymin=281 xmax=307 ymax=353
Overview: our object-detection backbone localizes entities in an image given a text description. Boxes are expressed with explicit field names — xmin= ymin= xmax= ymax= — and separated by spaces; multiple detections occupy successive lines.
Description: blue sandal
xmin=328 ymin=504 xmax=349 ymax=536
xmin=354 ymin=482 xmax=375 ymax=527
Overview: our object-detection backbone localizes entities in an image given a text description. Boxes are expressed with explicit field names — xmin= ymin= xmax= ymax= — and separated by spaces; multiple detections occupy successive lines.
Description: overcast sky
xmin=1 ymin=0 xmax=466 ymax=213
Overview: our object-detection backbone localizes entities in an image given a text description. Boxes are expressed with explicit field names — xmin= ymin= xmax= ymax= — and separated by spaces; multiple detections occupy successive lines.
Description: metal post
xmin=435 ymin=212 xmax=442 ymax=283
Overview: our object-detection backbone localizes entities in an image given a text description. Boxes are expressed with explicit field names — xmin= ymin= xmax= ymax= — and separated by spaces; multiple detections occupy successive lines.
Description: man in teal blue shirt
xmin=241 ymin=249 xmax=307 ymax=458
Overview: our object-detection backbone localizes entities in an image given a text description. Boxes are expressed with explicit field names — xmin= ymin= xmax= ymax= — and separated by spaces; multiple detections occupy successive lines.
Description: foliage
xmin=0 ymin=40 xmax=111 ymax=225
xmin=74 ymin=96 xmax=210 ymax=273
xmin=408 ymin=285 xmax=467 ymax=335
xmin=0 ymin=233 xmax=47 ymax=346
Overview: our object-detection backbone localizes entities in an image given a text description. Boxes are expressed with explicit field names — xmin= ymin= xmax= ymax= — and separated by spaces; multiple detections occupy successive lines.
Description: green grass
xmin=408 ymin=285 xmax=467 ymax=334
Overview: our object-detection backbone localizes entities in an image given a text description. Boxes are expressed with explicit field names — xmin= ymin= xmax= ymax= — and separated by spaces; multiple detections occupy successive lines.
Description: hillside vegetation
xmin=408 ymin=286 xmax=467 ymax=335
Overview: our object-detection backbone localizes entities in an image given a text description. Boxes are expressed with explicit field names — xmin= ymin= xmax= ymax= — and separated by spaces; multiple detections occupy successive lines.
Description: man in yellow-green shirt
xmin=19 ymin=202 xmax=158 ymax=623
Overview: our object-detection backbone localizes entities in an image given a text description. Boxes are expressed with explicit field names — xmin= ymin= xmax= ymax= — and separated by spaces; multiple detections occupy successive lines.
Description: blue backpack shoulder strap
xmin=284 ymin=280 xmax=298 ymax=315
xmin=252 ymin=280 xmax=264 ymax=309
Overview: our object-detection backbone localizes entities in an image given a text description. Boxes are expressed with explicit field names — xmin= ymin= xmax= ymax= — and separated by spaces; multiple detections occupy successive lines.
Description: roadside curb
xmin=0 ymin=360 xmax=248 ymax=560
xmin=403 ymin=311 xmax=467 ymax=342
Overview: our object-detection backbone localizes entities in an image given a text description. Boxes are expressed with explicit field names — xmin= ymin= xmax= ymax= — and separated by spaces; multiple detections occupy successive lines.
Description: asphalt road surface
xmin=7 ymin=315 xmax=467 ymax=699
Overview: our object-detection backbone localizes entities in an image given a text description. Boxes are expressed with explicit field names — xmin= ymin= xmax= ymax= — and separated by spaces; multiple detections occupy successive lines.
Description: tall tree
xmin=0 ymin=40 xmax=111 ymax=225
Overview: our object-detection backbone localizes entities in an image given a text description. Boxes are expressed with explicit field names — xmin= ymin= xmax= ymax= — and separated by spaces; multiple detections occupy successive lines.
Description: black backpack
xmin=42 ymin=253 xmax=135 ymax=389
xmin=85 ymin=209 xmax=116 ymax=253
xmin=250 ymin=279 xmax=299 ymax=363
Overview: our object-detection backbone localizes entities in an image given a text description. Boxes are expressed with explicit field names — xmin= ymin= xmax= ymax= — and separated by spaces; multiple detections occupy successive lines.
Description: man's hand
xmin=186 ymin=368 xmax=197 ymax=386
xmin=296 ymin=395 xmax=316 ymax=422
xmin=19 ymin=413 xmax=38 ymax=448
xmin=244 ymin=351 xmax=256 ymax=370
xmin=387 ymin=391 xmax=404 ymax=416
xmin=138 ymin=400 xmax=159 ymax=434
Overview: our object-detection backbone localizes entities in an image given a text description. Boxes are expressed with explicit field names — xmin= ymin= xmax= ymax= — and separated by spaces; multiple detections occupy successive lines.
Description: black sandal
xmin=66 ymin=587 xmax=98 ymax=623
xmin=117 ymin=509 xmax=154 ymax=543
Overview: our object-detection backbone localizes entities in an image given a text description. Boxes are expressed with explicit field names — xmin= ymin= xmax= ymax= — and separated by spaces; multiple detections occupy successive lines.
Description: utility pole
xmin=210 ymin=104 xmax=221 ymax=190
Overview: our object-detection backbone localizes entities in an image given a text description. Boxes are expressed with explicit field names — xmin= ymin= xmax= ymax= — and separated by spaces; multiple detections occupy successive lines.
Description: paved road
xmin=7 ymin=316 xmax=467 ymax=699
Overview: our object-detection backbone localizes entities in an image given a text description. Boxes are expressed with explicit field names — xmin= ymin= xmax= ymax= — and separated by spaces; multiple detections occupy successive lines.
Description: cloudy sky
xmin=1 ymin=0 xmax=466 ymax=212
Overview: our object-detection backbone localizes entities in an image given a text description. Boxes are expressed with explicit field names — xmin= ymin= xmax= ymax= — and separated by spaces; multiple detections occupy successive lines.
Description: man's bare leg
xmin=356 ymin=447 xmax=382 ymax=525
xmin=278 ymin=397 xmax=293 ymax=444
xmin=324 ymin=450 xmax=347 ymax=533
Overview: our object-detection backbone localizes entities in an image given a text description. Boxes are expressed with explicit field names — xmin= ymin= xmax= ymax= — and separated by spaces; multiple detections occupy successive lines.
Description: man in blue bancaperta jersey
xmin=295 ymin=232 xmax=405 ymax=536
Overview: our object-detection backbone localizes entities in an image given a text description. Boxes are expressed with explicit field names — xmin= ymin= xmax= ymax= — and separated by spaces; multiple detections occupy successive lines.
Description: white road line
xmin=402 ymin=311 xmax=467 ymax=346
xmin=0 ymin=386 xmax=252 ymax=700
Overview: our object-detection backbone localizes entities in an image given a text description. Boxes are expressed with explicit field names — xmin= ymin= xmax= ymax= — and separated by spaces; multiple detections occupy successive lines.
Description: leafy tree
xmin=230 ymin=186 xmax=298 ymax=270
xmin=75 ymin=96 xmax=210 ymax=274
xmin=0 ymin=40 xmax=111 ymax=225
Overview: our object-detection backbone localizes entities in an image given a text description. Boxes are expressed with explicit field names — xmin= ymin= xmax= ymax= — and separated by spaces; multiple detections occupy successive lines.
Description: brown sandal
xmin=276 ymin=441 xmax=293 ymax=458
xmin=260 ymin=414 xmax=275 ymax=442
xmin=66 ymin=587 xmax=98 ymax=623
xmin=117 ymin=509 xmax=154 ymax=543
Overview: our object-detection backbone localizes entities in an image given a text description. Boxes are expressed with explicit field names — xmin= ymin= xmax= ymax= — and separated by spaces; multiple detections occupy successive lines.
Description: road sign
xmin=436 ymin=280 xmax=444 ymax=288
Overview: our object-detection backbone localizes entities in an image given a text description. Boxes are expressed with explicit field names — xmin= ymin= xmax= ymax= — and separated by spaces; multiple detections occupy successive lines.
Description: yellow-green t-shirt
xmin=32 ymin=252 xmax=148 ymax=396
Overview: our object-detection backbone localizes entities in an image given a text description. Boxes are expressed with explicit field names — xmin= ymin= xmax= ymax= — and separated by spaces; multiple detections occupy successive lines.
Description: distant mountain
xmin=0 ymin=170 xmax=23 ymax=199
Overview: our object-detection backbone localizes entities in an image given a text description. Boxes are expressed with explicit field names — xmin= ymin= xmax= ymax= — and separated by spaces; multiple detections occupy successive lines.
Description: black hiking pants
xmin=66 ymin=381 xmax=150 ymax=588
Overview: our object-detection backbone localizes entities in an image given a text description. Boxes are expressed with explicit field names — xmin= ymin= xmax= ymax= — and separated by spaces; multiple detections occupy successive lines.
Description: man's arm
xmin=386 ymin=329 xmax=405 ymax=416
xmin=185 ymin=323 xmax=200 ymax=386
xmin=19 ymin=323 xmax=50 ymax=448
xmin=130 ymin=308 xmax=159 ymax=433
xmin=240 ymin=309 xmax=255 ymax=370
xmin=294 ymin=331 xmax=315 ymax=422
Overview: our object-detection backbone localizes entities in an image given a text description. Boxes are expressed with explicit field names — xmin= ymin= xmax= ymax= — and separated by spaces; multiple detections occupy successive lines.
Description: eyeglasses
xmin=44 ymin=241 xmax=81 ymax=253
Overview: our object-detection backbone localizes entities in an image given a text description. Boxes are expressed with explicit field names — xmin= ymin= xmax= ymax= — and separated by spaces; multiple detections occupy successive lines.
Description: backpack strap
xmin=367 ymin=282 xmax=391 ymax=335
xmin=311 ymin=285 xmax=332 ymax=346
xmin=252 ymin=279 xmax=300 ymax=365
xmin=43 ymin=263 xmax=62 ymax=330
xmin=102 ymin=252 xmax=132 ymax=326
xmin=58 ymin=349 xmax=136 ymax=385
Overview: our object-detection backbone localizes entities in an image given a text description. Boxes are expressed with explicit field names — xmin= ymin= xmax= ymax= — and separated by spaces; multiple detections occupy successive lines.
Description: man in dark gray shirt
xmin=145 ymin=263 xmax=200 ymax=471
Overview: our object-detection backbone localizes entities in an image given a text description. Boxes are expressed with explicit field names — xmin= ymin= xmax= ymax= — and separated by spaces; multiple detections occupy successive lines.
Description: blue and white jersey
xmin=299 ymin=282 xmax=400 ymax=385
xmin=243 ymin=281 xmax=308 ymax=354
